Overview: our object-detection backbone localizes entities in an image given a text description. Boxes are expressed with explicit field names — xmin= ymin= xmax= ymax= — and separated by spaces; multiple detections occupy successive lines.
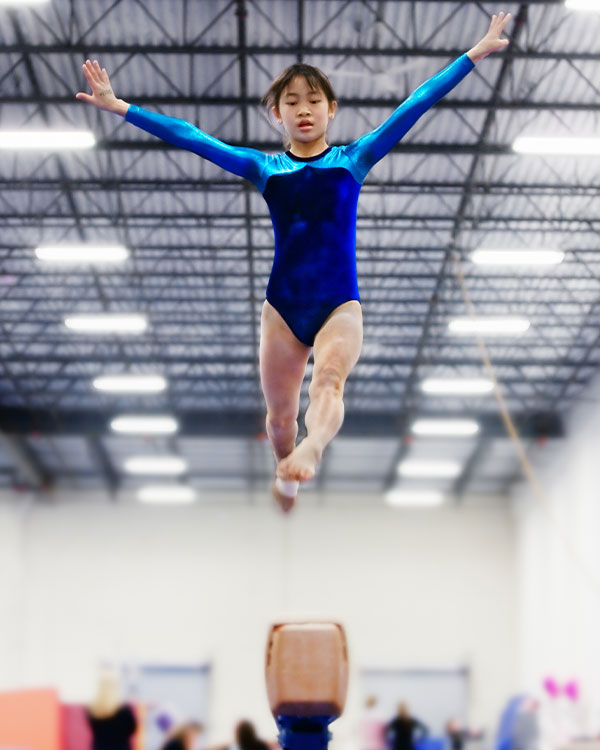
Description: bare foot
xmin=272 ymin=479 xmax=298 ymax=514
xmin=277 ymin=439 xmax=322 ymax=482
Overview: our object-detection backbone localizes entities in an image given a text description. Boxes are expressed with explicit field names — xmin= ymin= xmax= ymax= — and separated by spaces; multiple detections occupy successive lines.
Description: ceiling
xmin=0 ymin=0 xmax=598 ymax=501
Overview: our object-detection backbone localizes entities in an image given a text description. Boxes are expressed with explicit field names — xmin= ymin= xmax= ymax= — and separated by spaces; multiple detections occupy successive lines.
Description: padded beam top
xmin=265 ymin=622 xmax=348 ymax=719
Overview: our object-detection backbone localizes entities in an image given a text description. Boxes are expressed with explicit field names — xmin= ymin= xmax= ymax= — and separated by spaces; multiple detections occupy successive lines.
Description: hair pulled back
xmin=260 ymin=63 xmax=336 ymax=116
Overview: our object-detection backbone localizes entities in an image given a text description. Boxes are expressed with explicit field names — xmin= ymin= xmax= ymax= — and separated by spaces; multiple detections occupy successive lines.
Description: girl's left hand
xmin=467 ymin=11 xmax=512 ymax=63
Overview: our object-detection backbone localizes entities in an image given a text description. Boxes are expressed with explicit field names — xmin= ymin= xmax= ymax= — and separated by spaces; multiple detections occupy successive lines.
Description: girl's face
xmin=274 ymin=75 xmax=337 ymax=146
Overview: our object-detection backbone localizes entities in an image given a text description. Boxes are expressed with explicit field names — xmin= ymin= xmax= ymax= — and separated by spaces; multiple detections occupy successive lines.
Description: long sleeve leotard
xmin=125 ymin=53 xmax=474 ymax=345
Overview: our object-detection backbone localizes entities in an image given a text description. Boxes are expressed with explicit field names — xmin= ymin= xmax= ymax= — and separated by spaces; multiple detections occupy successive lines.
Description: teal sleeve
xmin=345 ymin=53 xmax=475 ymax=181
xmin=125 ymin=104 xmax=268 ymax=189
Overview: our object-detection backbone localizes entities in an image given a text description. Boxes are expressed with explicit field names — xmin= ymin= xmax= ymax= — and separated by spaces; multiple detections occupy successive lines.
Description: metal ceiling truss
xmin=1 ymin=0 xmax=597 ymax=496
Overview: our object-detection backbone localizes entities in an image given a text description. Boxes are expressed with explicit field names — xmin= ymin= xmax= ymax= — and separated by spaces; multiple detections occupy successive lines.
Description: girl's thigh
xmin=259 ymin=300 xmax=311 ymax=414
xmin=312 ymin=300 xmax=363 ymax=379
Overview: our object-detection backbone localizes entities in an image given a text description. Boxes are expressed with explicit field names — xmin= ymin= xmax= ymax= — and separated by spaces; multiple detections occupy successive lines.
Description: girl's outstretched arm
xmin=345 ymin=11 xmax=512 ymax=182
xmin=76 ymin=59 xmax=267 ymax=190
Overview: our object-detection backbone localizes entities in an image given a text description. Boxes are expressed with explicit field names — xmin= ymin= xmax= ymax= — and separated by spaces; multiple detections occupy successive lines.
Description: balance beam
xmin=265 ymin=622 xmax=348 ymax=750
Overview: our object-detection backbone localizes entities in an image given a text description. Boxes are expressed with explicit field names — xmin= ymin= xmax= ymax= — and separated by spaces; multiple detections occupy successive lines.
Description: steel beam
xmin=0 ymin=407 xmax=564 ymax=439
xmin=0 ymin=433 xmax=52 ymax=490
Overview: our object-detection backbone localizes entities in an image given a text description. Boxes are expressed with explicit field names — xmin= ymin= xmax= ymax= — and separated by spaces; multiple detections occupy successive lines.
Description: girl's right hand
xmin=76 ymin=59 xmax=129 ymax=115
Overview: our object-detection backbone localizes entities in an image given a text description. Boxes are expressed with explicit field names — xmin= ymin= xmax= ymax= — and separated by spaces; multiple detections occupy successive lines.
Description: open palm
xmin=76 ymin=59 xmax=120 ymax=112
xmin=477 ymin=12 xmax=512 ymax=59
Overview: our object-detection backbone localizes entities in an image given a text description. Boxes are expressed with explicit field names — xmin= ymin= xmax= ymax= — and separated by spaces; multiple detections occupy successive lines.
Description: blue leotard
xmin=125 ymin=54 xmax=474 ymax=345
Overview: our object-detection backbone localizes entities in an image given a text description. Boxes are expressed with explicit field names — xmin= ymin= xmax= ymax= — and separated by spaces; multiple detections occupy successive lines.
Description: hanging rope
xmin=451 ymin=249 xmax=600 ymax=601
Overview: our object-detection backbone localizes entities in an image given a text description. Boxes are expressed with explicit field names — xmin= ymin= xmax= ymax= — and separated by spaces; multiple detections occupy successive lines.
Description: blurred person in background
xmin=512 ymin=698 xmax=539 ymax=750
xmin=161 ymin=720 xmax=204 ymax=750
xmin=445 ymin=719 xmax=484 ymax=750
xmin=496 ymin=696 xmax=540 ymax=750
xmin=361 ymin=695 xmax=386 ymax=750
xmin=86 ymin=666 xmax=137 ymax=750
xmin=386 ymin=702 xmax=428 ymax=750
xmin=235 ymin=719 xmax=270 ymax=750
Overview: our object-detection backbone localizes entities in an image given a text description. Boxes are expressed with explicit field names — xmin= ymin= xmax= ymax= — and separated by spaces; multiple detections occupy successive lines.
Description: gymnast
xmin=77 ymin=11 xmax=511 ymax=512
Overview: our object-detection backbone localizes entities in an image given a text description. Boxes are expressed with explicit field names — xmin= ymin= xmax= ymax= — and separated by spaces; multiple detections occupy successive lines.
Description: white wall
xmin=0 ymin=491 xmax=517 ymax=745
xmin=0 ymin=497 xmax=30 ymax=684
xmin=512 ymin=375 xmax=600 ymax=733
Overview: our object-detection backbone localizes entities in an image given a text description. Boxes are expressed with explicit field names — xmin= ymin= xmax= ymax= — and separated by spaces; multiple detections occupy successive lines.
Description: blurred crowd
xmin=80 ymin=669 xmax=600 ymax=750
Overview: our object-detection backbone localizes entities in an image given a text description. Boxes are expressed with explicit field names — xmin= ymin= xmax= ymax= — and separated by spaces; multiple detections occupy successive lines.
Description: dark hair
xmin=167 ymin=721 xmax=204 ymax=745
xmin=260 ymin=63 xmax=336 ymax=116
xmin=236 ymin=720 xmax=266 ymax=750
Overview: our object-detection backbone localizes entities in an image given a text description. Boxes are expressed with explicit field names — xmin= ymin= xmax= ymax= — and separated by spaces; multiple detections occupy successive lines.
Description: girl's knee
xmin=309 ymin=365 xmax=345 ymax=399
xmin=267 ymin=411 xmax=298 ymax=432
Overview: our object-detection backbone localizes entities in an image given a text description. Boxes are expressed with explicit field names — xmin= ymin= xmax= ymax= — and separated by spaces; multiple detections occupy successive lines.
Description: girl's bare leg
xmin=277 ymin=301 xmax=363 ymax=483
xmin=260 ymin=301 xmax=311 ymax=510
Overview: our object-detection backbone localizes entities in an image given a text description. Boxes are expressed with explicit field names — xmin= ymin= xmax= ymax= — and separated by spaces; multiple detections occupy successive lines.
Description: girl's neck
xmin=288 ymin=137 xmax=329 ymax=159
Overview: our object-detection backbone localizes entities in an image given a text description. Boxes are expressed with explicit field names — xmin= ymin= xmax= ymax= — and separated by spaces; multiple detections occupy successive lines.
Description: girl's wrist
xmin=466 ymin=42 xmax=486 ymax=64
xmin=111 ymin=98 xmax=130 ymax=117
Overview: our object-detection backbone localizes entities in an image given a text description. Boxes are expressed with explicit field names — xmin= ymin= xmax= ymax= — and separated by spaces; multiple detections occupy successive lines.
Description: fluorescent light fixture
xmin=124 ymin=456 xmax=187 ymax=475
xmin=565 ymin=0 xmax=600 ymax=11
xmin=421 ymin=378 xmax=493 ymax=396
xmin=448 ymin=317 xmax=530 ymax=335
xmin=513 ymin=136 xmax=600 ymax=155
xmin=397 ymin=459 xmax=462 ymax=479
xmin=93 ymin=375 xmax=167 ymax=393
xmin=36 ymin=245 xmax=129 ymax=264
xmin=0 ymin=0 xmax=49 ymax=5
xmin=64 ymin=314 xmax=147 ymax=334
xmin=137 ymin=485 xmax=196 ymax=504
xmin=110 ymin=415 xmax=178 ymax=434
xmin=411 ymin=418 xmax=479 ymax=437
xmin=0 ymin=131 xmax=95 ymax=150
xmin=470 ymin=249 xmax=564 ymax=266
xmin=385 ymin=489 xmax=445 ymax=507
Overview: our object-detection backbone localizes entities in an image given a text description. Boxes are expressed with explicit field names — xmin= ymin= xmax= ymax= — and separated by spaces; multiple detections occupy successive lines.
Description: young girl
xmin=77 ymin=12 xmax=511 ymax=512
